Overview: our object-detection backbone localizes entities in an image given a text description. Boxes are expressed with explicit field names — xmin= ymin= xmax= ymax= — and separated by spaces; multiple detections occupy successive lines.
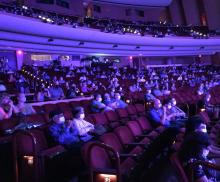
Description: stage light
xmin=17 ymin=50 xmax=23 ymax=55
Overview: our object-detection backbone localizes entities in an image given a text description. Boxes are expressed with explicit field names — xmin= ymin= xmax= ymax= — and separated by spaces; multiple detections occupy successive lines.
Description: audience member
xmin=49 ymin=81 xmax=65 ymax=100
xmin=15 ymin=93 xmax=36 ymax=115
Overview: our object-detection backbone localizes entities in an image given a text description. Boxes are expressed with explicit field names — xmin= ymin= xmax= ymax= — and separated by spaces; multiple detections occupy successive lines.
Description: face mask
xmin=172 ymin=101 xmax=176 ymax=106
xmin=97 ymin=98 xmax=102 ymax=102
xmin=59 ymin=116 xmax=65 ymax=123
xmin=116 ymin=96 xmax=121 ymax=100
xmin=79 ymin=113 xmax=85 ymax=119
xmin=167 ymin=105 xmax=172 ymax=109
xmin=203 ymin=148 xmax=209 ymax=157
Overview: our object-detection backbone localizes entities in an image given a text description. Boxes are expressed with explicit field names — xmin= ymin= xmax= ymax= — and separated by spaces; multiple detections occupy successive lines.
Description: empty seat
xmin=115 ymin=108 xmax=130 ymax=123
xmin=126 ymin=105 xmax=138 ymax=120
xmin=44 ymin=104 xmax=59 ymax=113
xmin=81 ymin=141 xmax=137 ymax=182
xmin=134 ymin=104 xmax=146 ymax=116
xmin=92 ymin=113 xmax=109 ymax=127
xmin=13 ymin=129 xmax=66 ymax=182
xmin=104 ymin=111 xmax=120 ymax=129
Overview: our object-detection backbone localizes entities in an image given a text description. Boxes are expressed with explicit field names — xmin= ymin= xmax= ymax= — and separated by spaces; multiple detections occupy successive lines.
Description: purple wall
xmin=182 ymin=0 xmax=201 ymax=26
xmin=169 ymin=0 xmax=184 ymax=25
xmin=23 ymin=0 xmax=84 ymax=16
xmin=203 ymin=0 xmax=220 ymax=30
xmin=92 ymin=2 xmax=167 ymax=21
xmin=0 ymin=51 xmax=17 ymax=71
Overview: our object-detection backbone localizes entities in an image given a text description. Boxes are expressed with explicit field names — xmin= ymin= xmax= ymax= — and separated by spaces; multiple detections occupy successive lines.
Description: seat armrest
xmin=0 ymin=135 xmax=12 ymax=144
xmin=40 ymin=145 xmax=66 ymax=159
xmin=119 ymin=153 xmax=138 ymax=158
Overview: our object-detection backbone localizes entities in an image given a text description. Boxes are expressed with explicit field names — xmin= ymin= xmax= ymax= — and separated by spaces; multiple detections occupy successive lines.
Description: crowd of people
xmin=0 ymin=2 xmax=211 ymax=38
xmin=1 ymin=62 xmax=220 ymax=181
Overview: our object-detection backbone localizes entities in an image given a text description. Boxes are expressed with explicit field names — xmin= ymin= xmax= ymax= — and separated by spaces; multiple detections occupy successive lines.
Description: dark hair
xmin=49 ymin=110 xmax=62 ymax=120
xmin=72 ymin=106 xmax=84 ymax=118
xmin=185 ymin=115 xmax=204 ymax=135
xmin=163 ymin=98 xmax=172 ymax=105
xmin=179 ymin=131 xmax=210 ymax=161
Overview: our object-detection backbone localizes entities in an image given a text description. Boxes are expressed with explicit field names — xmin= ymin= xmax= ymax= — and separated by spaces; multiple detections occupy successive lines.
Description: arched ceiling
xmin=92 ymin=0 xmax=173 ymax=7
xmin=0 ymin=13 xmax=220 ymax=56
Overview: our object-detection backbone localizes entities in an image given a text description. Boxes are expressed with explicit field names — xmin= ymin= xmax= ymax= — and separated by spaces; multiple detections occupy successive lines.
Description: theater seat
xmin=170 ymin=152 xmax=188 ymax=182
xmin=126 ymin=105 xmax=138 ymax=120
xmin=104 ymin=111 xmax=120 ymax=129
xmin=115 ymin=108 xmax=130 ymax=124
xmin=13 ymin=129 xmax=66 ymax=182
xmin=100 ymin=132 xmax=143 ymax=158
xmin=134 ymin=104 xmax=146 ymax=116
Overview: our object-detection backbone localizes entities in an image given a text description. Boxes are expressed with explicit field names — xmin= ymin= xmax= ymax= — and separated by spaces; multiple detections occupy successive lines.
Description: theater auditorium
xmin=1 ymin=0 xmax=220 ymax=182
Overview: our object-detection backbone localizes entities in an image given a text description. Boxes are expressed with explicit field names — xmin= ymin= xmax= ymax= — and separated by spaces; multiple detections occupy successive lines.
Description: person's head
xmin=94 ymin=94 xmax=102 ymax=102
xmin=205 ymin=93 xmax=211 ymax=102
xmin=72 ymin=106 xmax=85 ymax=120
xmin=170 ymin=98 xmax=177 ymax=106
xmin=114 ymin=93 xmax=121 ymax=100
xmin=163 ymin=99 xmax=172 ymax=110
xmin=180 ymin=131 xmax=210 ymax=159
xmin=49 ymin=110 xmax=65 ymax=124
xmin=185 ymin=115 xmax=207 ymax=134
xmin=153 ymin=99 xmax=162 ymax=109
xmin=146 ymin=89 xmax=151 ymax=94
xmin=17 ymin=93 xmax=26 ymax=103
xmin=104 ymin=93 xmax=110 ymax=101
xmin=54 ymin=81 xmax=59 ymax=87
xmin=0 ymin=95 xmax=11 ymax=106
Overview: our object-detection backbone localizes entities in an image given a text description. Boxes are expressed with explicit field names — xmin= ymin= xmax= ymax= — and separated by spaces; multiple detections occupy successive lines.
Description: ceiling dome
xmin=92 ymin=0 xmax=173 ymax=7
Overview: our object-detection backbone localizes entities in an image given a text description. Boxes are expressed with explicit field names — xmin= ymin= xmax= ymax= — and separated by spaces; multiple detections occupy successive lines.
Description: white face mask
xmin=172 ymin=101 xmax=176 ymax=106
xmin=79 ymin=113 xmax=85 ymax=119
xmin=167 ymin=104 xmax=172 ymax=109
xmin=203 ymin=148 xmax=209 ymax=157
xmin=97 ymin=98 xmax=102 ymax=102
xmin=59 ymin=116 xmax=65 ymax=123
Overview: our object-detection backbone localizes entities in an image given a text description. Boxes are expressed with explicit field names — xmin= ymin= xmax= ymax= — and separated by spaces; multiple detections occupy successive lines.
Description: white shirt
xmin=72 ymin=118 xmax=94 ymax=136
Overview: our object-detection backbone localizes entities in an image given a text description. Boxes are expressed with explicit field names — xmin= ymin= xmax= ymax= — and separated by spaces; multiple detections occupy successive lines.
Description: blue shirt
xmin=91 ymin=100 xmax=106 ymax=113
xmin=145 ymin=93 xmax=156 ymax=101
xmin=49 ymin=87 xmax=64 ymax=100
xmin=148 ymin=108 xmax=170 ymax=126
xmin=49 ymin=123 xmax=79 ymax=146
xmin=114 ymin=100 xmax=128 ymax=109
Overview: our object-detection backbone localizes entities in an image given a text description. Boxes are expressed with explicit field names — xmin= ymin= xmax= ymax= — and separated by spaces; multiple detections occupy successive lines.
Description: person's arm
xmin=195 ymin=175 xmax=209 ymax=182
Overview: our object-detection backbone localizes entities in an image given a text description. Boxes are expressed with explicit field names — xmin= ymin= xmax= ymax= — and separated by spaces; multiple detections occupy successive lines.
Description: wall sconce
xmin=80 ymin=93 xmax=84 ymax=96
xmin=126 ymin=99 xmax=130 ymax=104
xmin=23 ymin=155 xmax=34 ymax=165
xmin=200 ymin=108 xmax=206 ymax=112
xmin=98 ymin=174 xmax=117 ymax=182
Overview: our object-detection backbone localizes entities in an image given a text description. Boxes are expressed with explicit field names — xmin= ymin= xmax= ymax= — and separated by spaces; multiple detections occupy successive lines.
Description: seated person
xmin=91 ymin=94 xmax=113 ymax=113
xmin=169 ymin=98 xmax=186 ymax=118
xmin=152 ymin=85 xmax=163 ymax=97
xmin=49 ymin=81 xmax=65 ymax=100
xmin=179 ymin=132 xmax=218 ymax=182
xmin=15 ymin=93 xmax=36 ymax=115
xmin=114 ymin=93 xmax=127 ymax=109
xmin=185 ymin=115 xmax=207 ymax=136
xmin=66 ymin=84 xmax=78 ymax=99
xmin=36 ymin=84 xmax=51 ymax=102
xmin=103 ymin=93 xmax=116 ymax=108
xmin=48 ymin=110 xmax=80 ymax=149
xmin=0 ymin=95 xmax=17 ymax=120
xmin=148 ymin=99 xmax=171 ymax=127
xmin=70 ymin=107 xmax=94 ymax=142
xmin=145 ymin=89 xmax=156 ymax=102
xmin=148 ymin=99 xmax=180 ymax=128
